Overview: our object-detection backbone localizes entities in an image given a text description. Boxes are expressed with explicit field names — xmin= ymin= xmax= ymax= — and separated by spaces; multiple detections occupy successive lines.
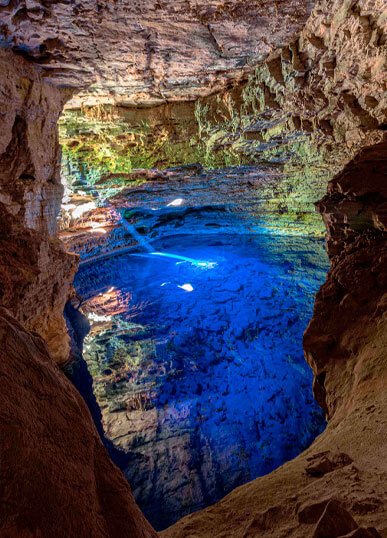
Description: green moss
xmin=60 ymin=74 xmax=334 ymax=236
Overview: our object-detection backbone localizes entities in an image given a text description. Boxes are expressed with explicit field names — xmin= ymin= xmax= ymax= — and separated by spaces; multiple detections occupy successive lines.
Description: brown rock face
xmin=312 ymin=500 xmax=358 ymax=538
xmin=0 ymin=49 xmax=65 ymax=236
xmin=0 ymin=0 xmax=314 ymax=106
xmin=217 ymin=0 xmax=387 ymax=163
xmin=305 ymin=142 xmax=387 ymax=421
xmin=0 ymin=49 xmax=76 ymax=362
xmin=0 ymin=204 xmax=77 ymax=364
xmin=0 ymin=49 xmax=73 ymax=362
xmin=0 ymin=307 xmax=156 ymax=538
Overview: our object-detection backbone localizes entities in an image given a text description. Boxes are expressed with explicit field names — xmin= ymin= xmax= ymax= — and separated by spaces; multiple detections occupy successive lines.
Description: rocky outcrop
xmin=187 ymin=0 xmax=387 ymax=188
xmin=305 ymin=142 xmax=387 ymax=420
xmin=163 ymin=144 xmax=387 ymax=537
xmin=0 ymin=49 xmax=76 ymax=362
xmin=0 ymin=0 xmax=313 ymax=107
xmin=0 ymin=307 xmax=156 ymax=538
xmin=245 ymin=0 xmax=387 ymax=157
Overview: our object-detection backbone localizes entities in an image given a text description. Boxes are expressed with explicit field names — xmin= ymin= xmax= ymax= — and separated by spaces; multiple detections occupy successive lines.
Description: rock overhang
xmin=0 ymin=0 xmax=315 ymax=107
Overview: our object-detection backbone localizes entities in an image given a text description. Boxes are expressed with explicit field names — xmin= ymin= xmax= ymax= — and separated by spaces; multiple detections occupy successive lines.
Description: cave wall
xmin=0 ymin=49 xmax=157 ymax=537
xmin=305 ymin=142 xmax=387 ymax=422
xmin=0 ymin=49 xmax=76 ymax=363
xmin=242 ymin=0 xmax=387 ymax=157
xmin=0 ymin=48 xmax=65 ymax=236
xmin=0 ymin=0 xmax=314 ymax=107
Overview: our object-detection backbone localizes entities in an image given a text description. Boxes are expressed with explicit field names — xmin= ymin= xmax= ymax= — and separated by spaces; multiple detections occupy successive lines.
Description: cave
xmin=0 ymin=2 xmax=386 ymax=538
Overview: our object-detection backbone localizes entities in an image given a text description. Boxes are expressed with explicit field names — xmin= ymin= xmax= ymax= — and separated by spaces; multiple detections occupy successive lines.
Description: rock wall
xmin=0 ymin=307 xmax=156 ymax=538
xmin=305 ymin=142 xmax=387 ymax=421
xmin=0 ymin=0 xmax=314 ymax=107
xmin=186 ymin=0 xmax=387 ymax=192
xmin=0 ymin=49 xmax=76 ymax=362
xmin=0 ymin=49 xmax=64 ymax=236
xmin=243 ymin=0 xmax=387 ymax=158
xmin=0 ymin=49 xmax=157 ymax=536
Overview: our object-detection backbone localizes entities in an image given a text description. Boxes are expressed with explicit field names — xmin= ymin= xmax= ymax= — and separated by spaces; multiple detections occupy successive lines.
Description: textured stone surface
xmin=0 ymin=203 xmax=77 ymax=363
xmin=182 ymin=0 xmax=387 ymax=180
xmin=0 ymin=0 xmax=314 ymax=106
xmin=0 ymin=307 xmax=156 ymax=538
xmin=305 ymin=142 xmax=387 ymax=419
xmin=248 ymin=0 xmax=387 ymax=156
xmin=312 ymin=500 xmax=358 ymax=538
xmin=0 ymin=49 xmax=76 ymax=362
xmin=0 ymin=48 xmax=66 ymax=236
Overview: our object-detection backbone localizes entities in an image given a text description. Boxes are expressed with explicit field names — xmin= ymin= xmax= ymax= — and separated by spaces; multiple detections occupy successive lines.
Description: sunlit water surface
xmin=74 ymin=229 xmax=328 ymax=530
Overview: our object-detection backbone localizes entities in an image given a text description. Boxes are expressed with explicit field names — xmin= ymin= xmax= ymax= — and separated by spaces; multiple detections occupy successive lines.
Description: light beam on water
xmin=120 ymin=212 xmax=154 ymax=253
xmin=120 ymin=211 xmax=217 ymax=268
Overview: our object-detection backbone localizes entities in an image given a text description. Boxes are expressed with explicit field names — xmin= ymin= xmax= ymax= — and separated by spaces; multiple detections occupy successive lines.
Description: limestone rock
xmin=305 ymin=452 xmax=353 ymax=477
xmin=297 ymin=498 xmax=335 ymax=524
xmin=0 ymin=307 xmax=156 ymax=537
xmin=0 ymin=50 xmax=77 ymax=362
xmin=312 ymin=500 xmax=358 ymax=538
xmin=0 ymin=0 xmax=314 ymax=106
xmin=339 ymin=528 xmax=381 ymax=538
xmin=0 ymin=49 xmax=67 ymax=236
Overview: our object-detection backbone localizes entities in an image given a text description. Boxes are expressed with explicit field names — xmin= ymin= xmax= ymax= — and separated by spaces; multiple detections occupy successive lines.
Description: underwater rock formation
xmin=73 ymin=229 xmax=328 ymax=530
xmin=163 ymin=143 xmax=387 ymax=538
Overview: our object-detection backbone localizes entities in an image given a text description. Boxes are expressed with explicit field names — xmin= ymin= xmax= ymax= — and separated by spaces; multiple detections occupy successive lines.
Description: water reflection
xmin=75 ymin=230 xmax=327 ymax=530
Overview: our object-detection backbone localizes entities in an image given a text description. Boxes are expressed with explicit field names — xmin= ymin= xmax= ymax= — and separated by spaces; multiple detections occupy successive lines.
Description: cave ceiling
xmin=0 ymin=0 xmax=315 ymax=107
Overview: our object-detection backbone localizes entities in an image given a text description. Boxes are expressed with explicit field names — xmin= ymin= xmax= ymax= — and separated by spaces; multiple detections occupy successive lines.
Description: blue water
xmin=75 ymin=231 xmax=328 ymax=530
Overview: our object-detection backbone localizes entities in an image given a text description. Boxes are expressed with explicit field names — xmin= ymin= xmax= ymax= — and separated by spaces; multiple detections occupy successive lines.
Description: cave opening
xmin=59 ymin=98 xmax=330 ymax=530
xmin=0 ymin=0 xmax=386 ymax=535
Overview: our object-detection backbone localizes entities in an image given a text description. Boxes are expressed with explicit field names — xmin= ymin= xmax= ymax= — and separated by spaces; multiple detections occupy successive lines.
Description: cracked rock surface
xmin=0 ymin=0 xmax=314 ymax=106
